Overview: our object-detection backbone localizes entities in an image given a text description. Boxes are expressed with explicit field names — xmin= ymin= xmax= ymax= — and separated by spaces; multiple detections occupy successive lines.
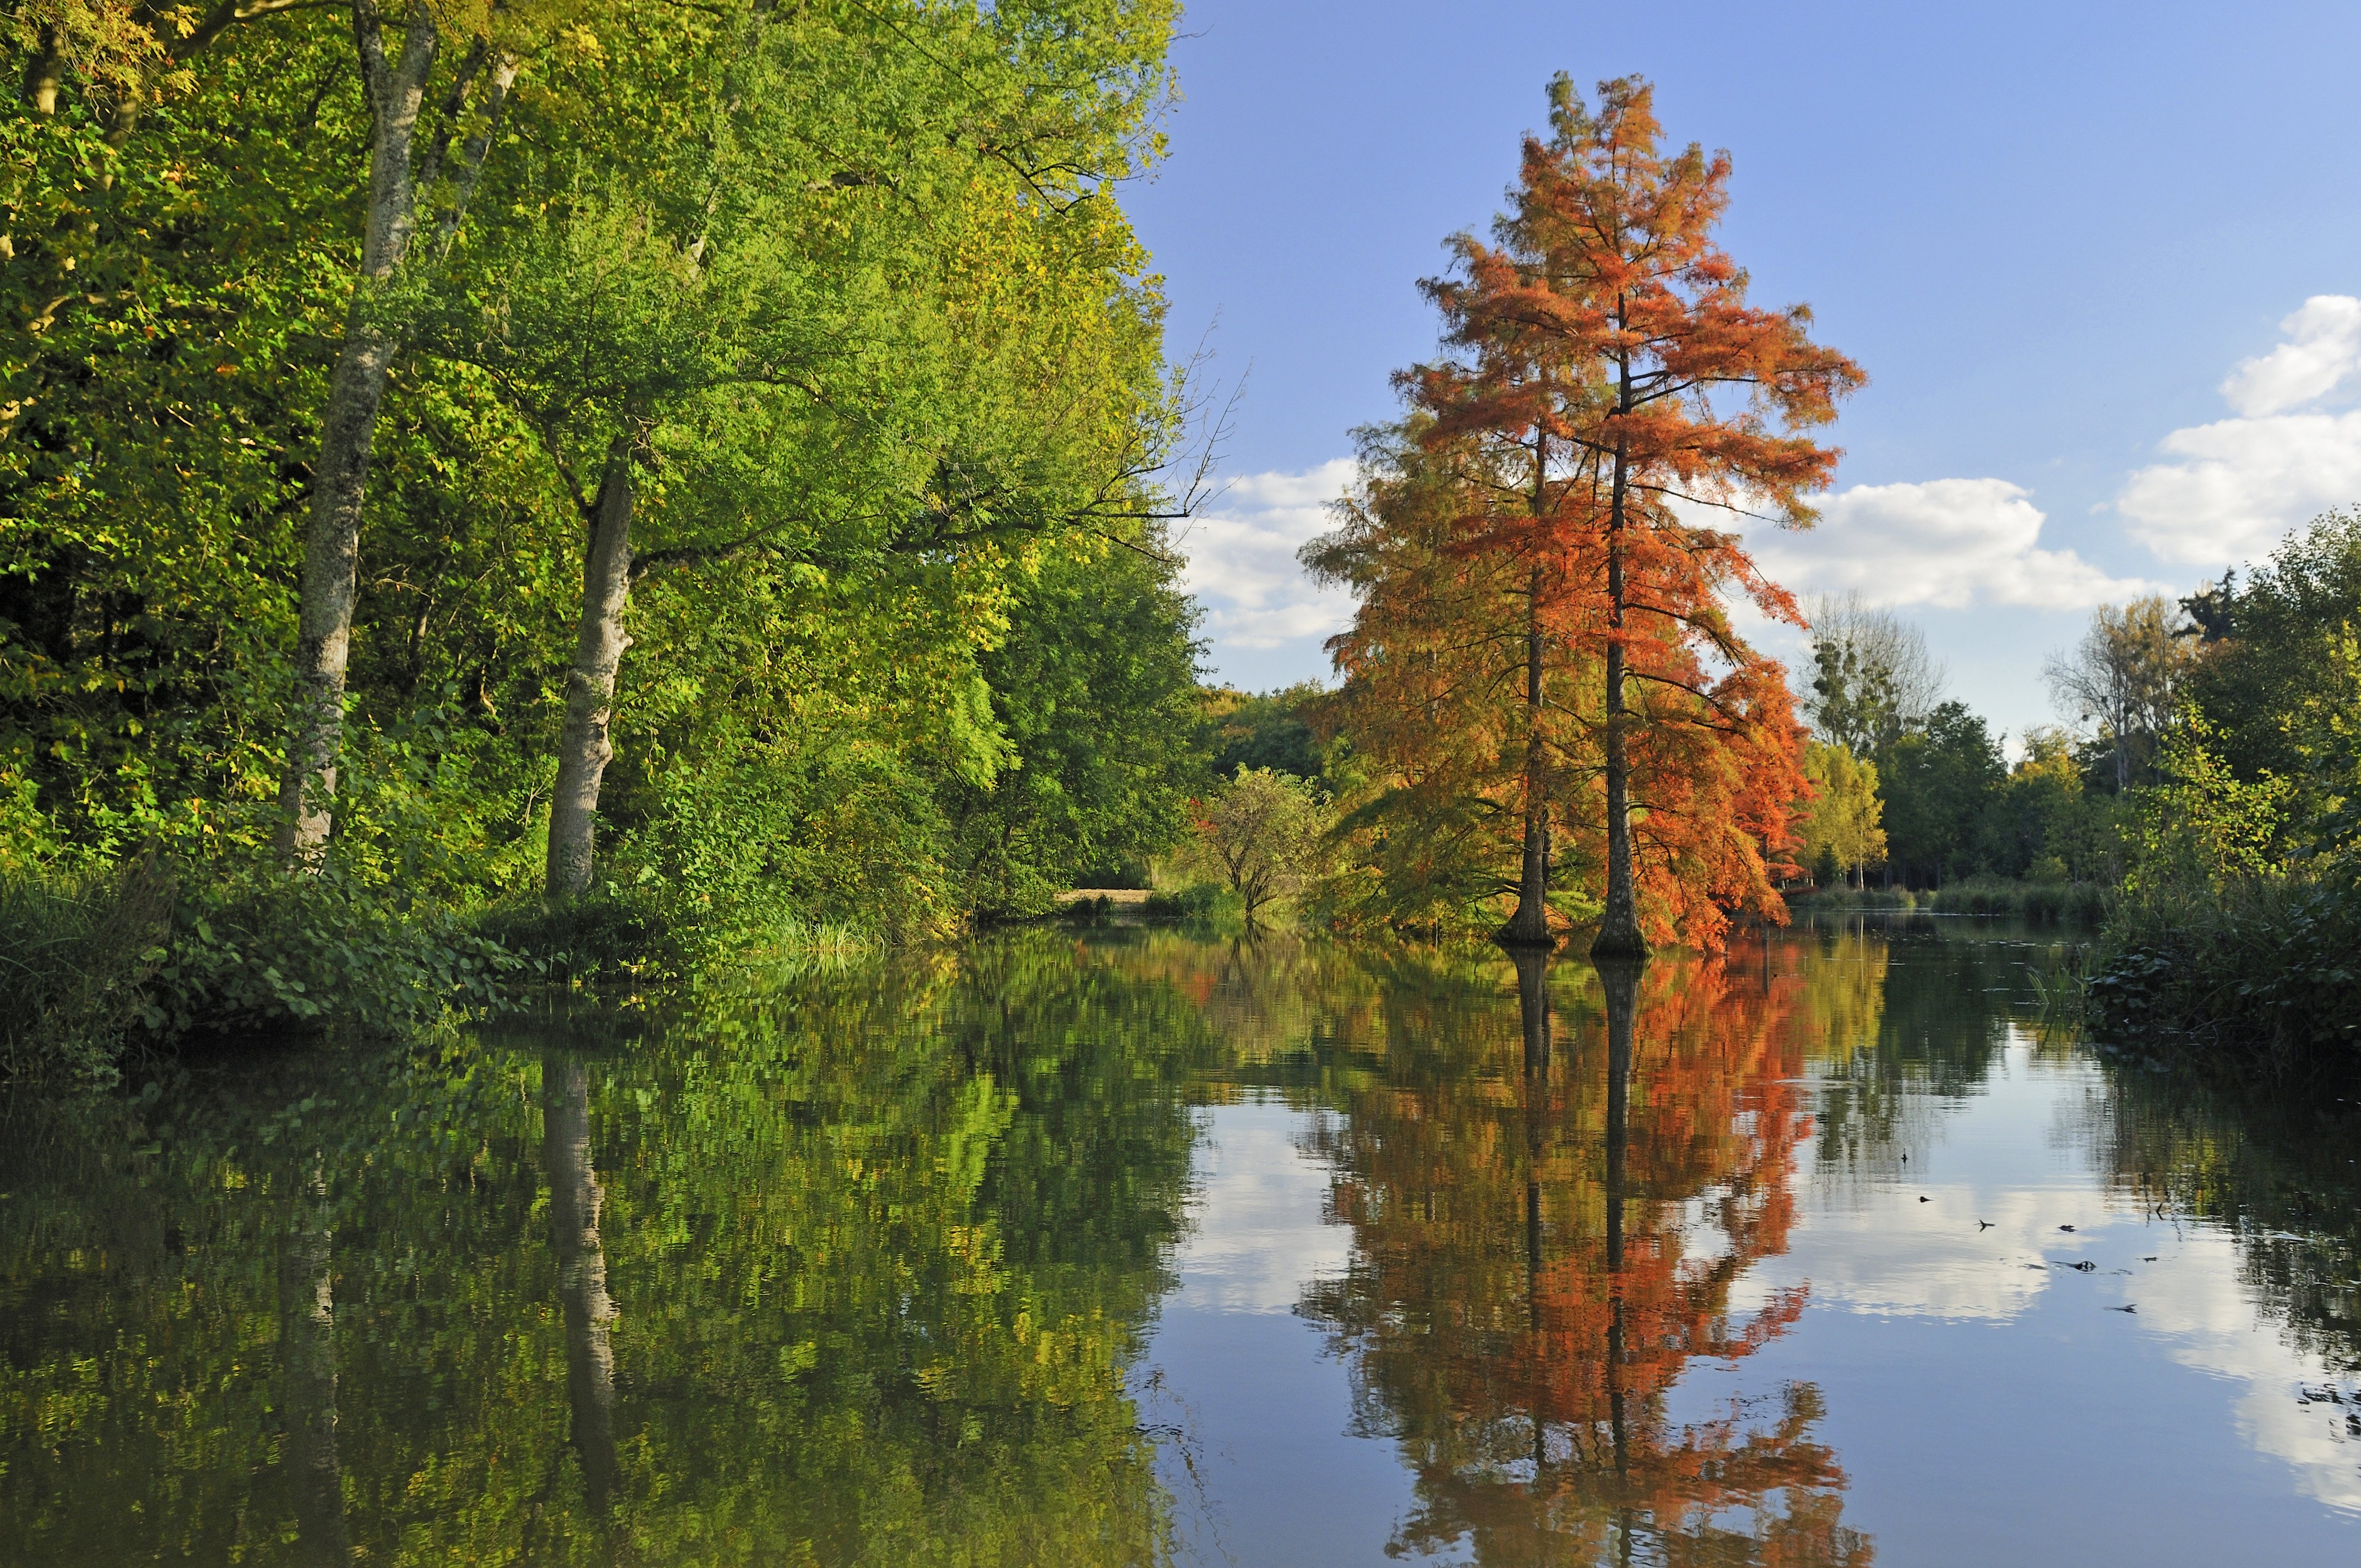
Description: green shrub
xmin=2087 ymin=867 xmax=2361 ymax=1074
xmin=149 ymin=859 xmax=521 ymax=1040
xmin=0 ymin=858 xmax=176 ymax=1082
xmin=1143 ymin=883 xmax=1225 ymax=920
xmin=1923 ymin=876 xmax=2107 ymax=923
xmin=1786 ymin=885 xmax=1918 ymax=912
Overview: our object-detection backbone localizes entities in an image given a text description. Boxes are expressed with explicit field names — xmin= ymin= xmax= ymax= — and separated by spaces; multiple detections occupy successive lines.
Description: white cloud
xmin=2118 ymin=408 xmax=2361 ymax=565
xmin=1742 ymin=477 xmax=2164 ymax=611
xmin=2220 ymin=295 xmax=2361 ymax=417
xmin=1176 ymin=459 xmax=1357 ymax=654
xmin=2118 ymin=295 xmax=2361 ymax=566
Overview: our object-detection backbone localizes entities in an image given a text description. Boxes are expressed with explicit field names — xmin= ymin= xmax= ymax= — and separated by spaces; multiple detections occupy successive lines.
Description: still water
xmin=3 ymin=922 xmax=2357 ymax=1565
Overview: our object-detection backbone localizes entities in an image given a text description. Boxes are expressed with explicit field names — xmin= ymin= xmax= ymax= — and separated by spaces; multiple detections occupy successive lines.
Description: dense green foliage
xmin=2 ymin=1 xmax=1207 ymax=1072
xmin=2087 ymin=514 xmax=2361 ymax=1070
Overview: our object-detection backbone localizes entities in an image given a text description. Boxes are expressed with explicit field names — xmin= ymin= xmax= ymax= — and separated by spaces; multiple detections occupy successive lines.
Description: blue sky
xmin=1127 ymin=0 xmax=2361 ymax=745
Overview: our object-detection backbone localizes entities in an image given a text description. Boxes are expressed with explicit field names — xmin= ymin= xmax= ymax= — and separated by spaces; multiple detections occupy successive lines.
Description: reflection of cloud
xmin=2118 ymin=295 xmax=2361 ymax=567
xmin=1176 ymin=460 xmax=1357 ymax=655
xmin=1740 ymin=478 xmax=2164 ymax=611
xmin=1731 ymin=1185 xmax=2060 ymax=1322
xmin=1174 ymin=1103 xmax=1350 ymax=1314
xmin=2135 ymin=1228 xmax=2361 ymax=1515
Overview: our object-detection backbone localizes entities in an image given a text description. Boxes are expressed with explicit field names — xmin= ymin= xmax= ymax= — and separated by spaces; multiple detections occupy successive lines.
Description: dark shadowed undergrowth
xmin=2087 ymin=868 xmax=2361 ymax=1079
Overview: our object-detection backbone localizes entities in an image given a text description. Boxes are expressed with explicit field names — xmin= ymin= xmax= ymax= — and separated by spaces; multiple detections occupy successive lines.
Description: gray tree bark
xmin=545 ymin=1054 xmax=621 ymax=1507
xmin=275 ymin=1 xmax=437 ymax=858
xmin=21 ymin=26 xmax=63 ymax=113
xmin=545 ymin=443 xmax=637 ymax=897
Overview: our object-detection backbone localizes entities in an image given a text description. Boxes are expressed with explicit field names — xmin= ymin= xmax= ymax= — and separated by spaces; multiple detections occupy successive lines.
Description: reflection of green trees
xmin=1800 ymin=919 xmax=2085 ymax=1175
xmin=2096 ymin=1070 xmax=2361 ymax=1380
xmin=1287 ymin=947 xmax=1873 ymax=1566
xmin=0 ymin=934 xmax=1216 ymax=1565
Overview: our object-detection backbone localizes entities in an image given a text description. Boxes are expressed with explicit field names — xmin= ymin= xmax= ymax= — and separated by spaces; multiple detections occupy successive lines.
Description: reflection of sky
xmin=1143 ymin=1037 xmax=2361 ymax=1567
xmin=1171 ymin=1102 xmax=1350 ymax=1314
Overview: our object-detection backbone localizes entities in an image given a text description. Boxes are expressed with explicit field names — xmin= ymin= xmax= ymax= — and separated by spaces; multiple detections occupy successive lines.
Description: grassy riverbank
xmin=1785 ymin=877 xmax=2109 ymax=923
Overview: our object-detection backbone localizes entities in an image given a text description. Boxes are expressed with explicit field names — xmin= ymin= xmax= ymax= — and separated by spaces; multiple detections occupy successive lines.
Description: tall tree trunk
xmin=1503 ymin=429 xmax=1556 ymax=948
xmin=22 ymin=26 xmax=64 ymax=113
xmin=275 ymin=1 xmax=438 ymax=859
xmin=1502 ymin=565 xmax=1555 ymax=946
xmin=545 ymin=1054 xmax=621 ymax=1507
xmin=279 ymin=1157 xmax=351 ymax=1567
xmin=546 ymin=444 xmax=636 ymax=897
xmin=1593 ymin=344 xmax=1648 ymax=960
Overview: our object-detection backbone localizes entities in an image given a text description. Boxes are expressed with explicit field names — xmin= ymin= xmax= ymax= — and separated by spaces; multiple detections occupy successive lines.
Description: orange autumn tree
xmin=1305 ymin=420 xmax=1603 ymax=932
xmin=1318 ymin=73 xmax=1862 ymax=953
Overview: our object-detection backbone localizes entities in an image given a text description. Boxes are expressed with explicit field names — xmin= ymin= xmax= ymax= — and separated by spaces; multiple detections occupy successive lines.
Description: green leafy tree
xmin=1878 ymin=701 xmax=2003 ymax=886
xmin=1180 ymin=766 xmax=1328 ymax=924
xmin=2044 ymin=595 xmax=2192 ymax=793
xmin=1797 ymin=742 xmax=1885 ymax=889
xmin=2177 ymin=511 xmax=2361 ymax=854
xmin=949 ymin=540 xmax=1205 ymax=917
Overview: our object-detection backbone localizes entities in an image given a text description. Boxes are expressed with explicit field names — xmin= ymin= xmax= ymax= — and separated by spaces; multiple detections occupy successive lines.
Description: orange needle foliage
xmin=1315 ymin=74 xmax=1863 ymax=952
xmin=1297 ymin=952 xmax=1870 ymax=1565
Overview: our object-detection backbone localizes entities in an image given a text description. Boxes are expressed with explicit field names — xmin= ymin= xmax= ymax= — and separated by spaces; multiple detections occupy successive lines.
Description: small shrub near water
xmin=3 ymin=853 xmax=519 ymax=1083
xmin=1143 ymin=883 xmax=1227 ymax=920
xmin=1785 ymin=885 xmax=1921 ymax=912
xmin=1923 ymin=876 xmax=2108 ymax=924
xmin=0 ymin=859 xmax=176 ymax=1082
xmin=2087 ymin=868 xmax=2361 ymax=1076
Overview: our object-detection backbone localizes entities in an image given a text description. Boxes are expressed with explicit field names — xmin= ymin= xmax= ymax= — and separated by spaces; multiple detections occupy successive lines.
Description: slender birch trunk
xmin=546 ymin=443 xmax=637 ymax=897
xmin=22 ymin=27 xmax=64 ymax=113
xmin=276 ymin=1 xmax=437 ymax=858
xmin=1593 ymin=333 xmax=1649 ymax=960
xmin=545 ymin=1054 xmax=621 ymax=1506
xmin=276 ymin=7 xmax=514 ymax=859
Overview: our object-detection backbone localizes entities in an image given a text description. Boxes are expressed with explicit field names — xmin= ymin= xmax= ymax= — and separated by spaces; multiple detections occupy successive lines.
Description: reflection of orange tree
xmin=1298 ymin=952 xmax=1872 ymax=1565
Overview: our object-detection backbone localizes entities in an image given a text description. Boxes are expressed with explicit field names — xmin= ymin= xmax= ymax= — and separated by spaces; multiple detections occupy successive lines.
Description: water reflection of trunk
xmin=545 ymin=1055 xmax=621 ymax=1507
xmin=279 ymin=1155 xmax=351 ymax=1566
xmin=1514 ymin=948 xmax=1553 ymax=1471
xmin=1596 ymin=955 xmax=1642 ymax=1487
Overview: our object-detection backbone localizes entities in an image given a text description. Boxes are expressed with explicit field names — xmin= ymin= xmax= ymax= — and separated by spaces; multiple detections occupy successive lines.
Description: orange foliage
xmin=1316 ymin=75 xmax=1862 ymax=950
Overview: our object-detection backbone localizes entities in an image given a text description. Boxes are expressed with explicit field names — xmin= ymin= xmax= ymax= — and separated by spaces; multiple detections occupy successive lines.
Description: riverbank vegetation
xmin=3 ymin=1 xmax=1212 ymax=1074
xmin=11 ymin=27 xmax=2359 ymax=1083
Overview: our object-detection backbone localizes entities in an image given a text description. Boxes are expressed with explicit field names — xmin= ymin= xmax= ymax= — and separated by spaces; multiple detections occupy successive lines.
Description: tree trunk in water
xmin=1501 ymin=565 xmax=1555 ymax=946
xmin=546 ymin=444 xmax=635 ymax=898
xmin=545 ymin=1054 xmax=621 ymax=1507
xmin=275 ymin=3 xmax=438 ymax=859
xmin=279 ymin=1158 xmax=351 ymax=1566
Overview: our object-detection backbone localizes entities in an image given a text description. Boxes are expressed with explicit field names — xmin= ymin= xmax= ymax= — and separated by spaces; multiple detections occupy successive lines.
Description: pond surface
xmin=3 ymin=922 xmax=2358 ymax=1565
